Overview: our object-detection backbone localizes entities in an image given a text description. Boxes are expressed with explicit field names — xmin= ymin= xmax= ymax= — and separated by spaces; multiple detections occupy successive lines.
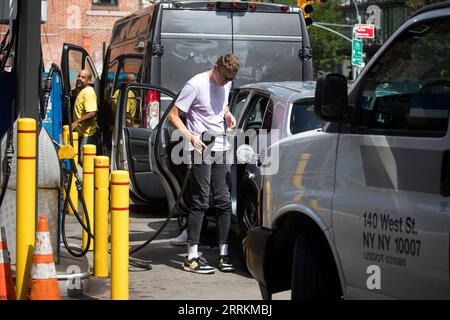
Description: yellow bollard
xmin=94 ymin=156 xmax=110 ymax=277
xmin=111 ymin=170 xmax=129 ymax=300
xmin=16 ymin=118 xmax=37 ymax=300
xmin=73 ymin=133 xmax=79 ymax=166
xmin=82 ymin=145 xmax=96 ymax=251
xmin=63 ymin=125 xmax=78 ymax=215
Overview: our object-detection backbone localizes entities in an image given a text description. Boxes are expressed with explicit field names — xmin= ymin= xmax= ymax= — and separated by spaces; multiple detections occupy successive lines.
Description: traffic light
xmin=297 ymin=0 xmax=314 ymax=26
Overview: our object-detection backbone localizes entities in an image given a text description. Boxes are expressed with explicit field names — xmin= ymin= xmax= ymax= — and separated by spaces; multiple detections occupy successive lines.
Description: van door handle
xmin=440 ymin=150 xmax=450 ymax=197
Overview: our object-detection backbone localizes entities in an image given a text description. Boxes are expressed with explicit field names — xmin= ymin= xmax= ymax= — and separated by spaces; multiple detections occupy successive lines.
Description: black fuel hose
xmin=40 ymin=63 xmax=59 ymax=119
xmin=0 ymin=98 xmax=16 ymax=207
xmin=129 ymin=132 xmax=216 ymax=255
xmin=57 ymin=79 xmax=151 ymax=269
xmin=42 ymin=67 xmax=94 ymax=258
xmin=129 ymin=164 xmax=192 ymax=255
xmin=0 ymin=3 xmax=19 ymax=72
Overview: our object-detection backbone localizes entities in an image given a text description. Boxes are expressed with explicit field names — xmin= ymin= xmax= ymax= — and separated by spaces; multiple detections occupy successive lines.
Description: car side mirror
xmin=314 ymin=73 xmax=348 ymax=122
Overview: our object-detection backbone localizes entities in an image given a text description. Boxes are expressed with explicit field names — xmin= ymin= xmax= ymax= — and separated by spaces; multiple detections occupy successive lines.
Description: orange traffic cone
xmin=27 ymin=216 xmax=60 ymax=300
xmin=0 ymin=226 xmax=15 ymax=300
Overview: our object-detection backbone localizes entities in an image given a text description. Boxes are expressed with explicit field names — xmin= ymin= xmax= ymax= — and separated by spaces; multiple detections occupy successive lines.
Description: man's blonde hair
xmin=216 ymin=53 xmax=240 ymax=74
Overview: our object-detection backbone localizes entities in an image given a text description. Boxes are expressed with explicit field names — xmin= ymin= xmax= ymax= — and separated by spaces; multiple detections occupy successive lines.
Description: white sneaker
xmin=171 ymin=229 xmax=188 ymax=246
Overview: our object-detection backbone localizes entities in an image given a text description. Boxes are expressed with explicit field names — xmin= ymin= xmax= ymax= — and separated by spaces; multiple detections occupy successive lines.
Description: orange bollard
xmin=0 ymin=227 xmax=15 ymax=300
xmin=27 ymin=216 xmax=60 ymax=300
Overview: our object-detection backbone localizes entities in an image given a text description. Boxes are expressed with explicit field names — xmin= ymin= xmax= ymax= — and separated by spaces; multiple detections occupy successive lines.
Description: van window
xmin=161 ymin=10 xmax=231 ymax=34
xmin=358 ymin=19 xmax=450 ymax=137
xmin=127 ymin=14 xmax=150 ymax=40
xmin=105 ymin=59 xmax=118 ymax=99
xmin=233 ymin=12 xmax=302 ymax=36
xmin=111 ymin=20 xmax=130 ymax=43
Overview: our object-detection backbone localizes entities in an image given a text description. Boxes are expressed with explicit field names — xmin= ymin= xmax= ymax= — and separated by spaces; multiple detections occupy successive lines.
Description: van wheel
xmin=238 ymin=192 xmax=259 ymax=269
xmin=291 ymin=232 xmax=340 ymax=300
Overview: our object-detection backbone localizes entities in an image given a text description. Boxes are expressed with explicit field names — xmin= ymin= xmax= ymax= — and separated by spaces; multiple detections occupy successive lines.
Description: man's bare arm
xmin=72 ymin=111 xmax=96 ymax=130
xmin=168 ymin=106 xmax=206 ymax=151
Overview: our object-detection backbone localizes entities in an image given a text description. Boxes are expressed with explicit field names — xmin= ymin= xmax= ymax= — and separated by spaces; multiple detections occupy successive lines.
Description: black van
xmin=61 ymin=0 xmax=313 ymax=204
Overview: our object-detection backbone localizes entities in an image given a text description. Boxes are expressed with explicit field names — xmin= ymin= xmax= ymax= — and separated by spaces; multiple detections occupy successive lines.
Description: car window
xmin=108 ymin=56 xmax=144 ymax=128
xmin=290 ymin=102 xmax=323 ymax=134
xmin=105 ymin=59 xmax=118 ymax=100
xmin=261 ymin=100 xmax=273 ymax=131
xmin=231 ymin=91 xmax=249 ymax=119
xmin=242 ymin=95 xmax=269 ymax=131
xmin=67 ymin=50 xmax=83 ymax=90
xmin=357 ymin=18 xmax=450 ymax=137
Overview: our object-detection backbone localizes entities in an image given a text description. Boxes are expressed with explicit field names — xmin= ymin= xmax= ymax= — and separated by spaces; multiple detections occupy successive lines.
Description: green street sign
xmin=352 ymin=38 xmax=363 ymax=67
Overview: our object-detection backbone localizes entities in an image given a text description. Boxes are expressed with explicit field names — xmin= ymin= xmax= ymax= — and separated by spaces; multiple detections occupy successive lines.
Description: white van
xmin=246 ymin=2 xmax=450 ymax=300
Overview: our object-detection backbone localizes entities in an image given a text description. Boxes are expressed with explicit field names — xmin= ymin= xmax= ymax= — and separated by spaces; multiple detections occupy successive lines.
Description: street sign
xmin=352 ymin=38 xmax=363 ymax=67
xmin=366 ymin=5 xmax=381 ymax=29
xmin=354 ymin=24 xmax=375 ymax=39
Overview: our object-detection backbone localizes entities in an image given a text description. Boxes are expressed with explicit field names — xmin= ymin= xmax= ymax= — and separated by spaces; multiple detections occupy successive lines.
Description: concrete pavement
xmin=61 ymin=205 xmax=291 ymax=300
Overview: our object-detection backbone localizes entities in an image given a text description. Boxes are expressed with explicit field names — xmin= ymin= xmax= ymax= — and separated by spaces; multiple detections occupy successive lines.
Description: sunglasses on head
xmin=217 ymin=67 xmax=234 ymax=82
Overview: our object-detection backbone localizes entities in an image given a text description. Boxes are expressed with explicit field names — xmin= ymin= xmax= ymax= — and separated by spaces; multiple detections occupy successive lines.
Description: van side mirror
xmin=314 ymin=73 xmax=348 ymax=122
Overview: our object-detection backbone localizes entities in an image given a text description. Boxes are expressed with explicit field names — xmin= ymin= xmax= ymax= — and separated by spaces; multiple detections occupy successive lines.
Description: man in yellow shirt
xmin=111 ymin=73 xmax=138 ymax=127
xmin=71 ymin=69 xmax=99 ymax=161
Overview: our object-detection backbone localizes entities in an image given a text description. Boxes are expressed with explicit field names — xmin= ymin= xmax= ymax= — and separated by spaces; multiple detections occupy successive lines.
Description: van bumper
xmin=246 ymin=226 xmax=273 ymax=288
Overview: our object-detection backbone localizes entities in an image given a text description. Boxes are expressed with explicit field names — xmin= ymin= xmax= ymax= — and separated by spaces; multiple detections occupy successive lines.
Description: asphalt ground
xmin=62 ymin=203 xmax=291 ymax=300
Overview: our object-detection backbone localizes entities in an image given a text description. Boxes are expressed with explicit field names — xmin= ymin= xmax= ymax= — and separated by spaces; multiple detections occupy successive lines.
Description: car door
xmin=103 ymin=53 xmax=144 ymax=156
xmin=228 ymin=89 xmax=251 ymax=217
xmin=234 ymin=92 xmax=272 ymax=208
xmin=332 ymin=18 xmax=450 ymax=299
xmin=115 ymin=83 xmax=176 ymax=201
xmin=150 ymin=86 xmax=257 ymax=218
xmin=61 ymin=43 xmax=100 ymax=125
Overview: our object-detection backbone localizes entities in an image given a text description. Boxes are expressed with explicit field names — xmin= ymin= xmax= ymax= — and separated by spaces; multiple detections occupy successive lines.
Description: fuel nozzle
xmin=200 ymin=130 xmax=217 ymax=155
xmin=201 ymin=131 xmax=216 ymax=147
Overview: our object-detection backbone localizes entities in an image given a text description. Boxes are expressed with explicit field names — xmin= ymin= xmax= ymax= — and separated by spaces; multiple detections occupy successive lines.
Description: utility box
xmin=0 ymin=0 xmax=48 ymax=24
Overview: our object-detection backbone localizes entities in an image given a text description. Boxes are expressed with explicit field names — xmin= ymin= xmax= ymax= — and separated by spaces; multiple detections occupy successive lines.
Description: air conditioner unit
xmin=0 ymin=0 xmax=48 ymax=24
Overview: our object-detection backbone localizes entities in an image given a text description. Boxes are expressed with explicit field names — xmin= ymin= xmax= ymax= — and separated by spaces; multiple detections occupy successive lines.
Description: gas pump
xmin=41 ymin=65 xmax=63 ymax=144
xmin=40 ymin=64 xmax=64 ymax=261
xmin=39 ymin=63 xmax=95 ymax=260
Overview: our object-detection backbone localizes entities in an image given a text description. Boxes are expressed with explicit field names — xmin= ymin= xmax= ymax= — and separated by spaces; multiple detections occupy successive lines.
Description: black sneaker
xmin=183 ymin=256 xmax=215 ymax=274
xmin=219 ymin=255 xmax=235 ymax=272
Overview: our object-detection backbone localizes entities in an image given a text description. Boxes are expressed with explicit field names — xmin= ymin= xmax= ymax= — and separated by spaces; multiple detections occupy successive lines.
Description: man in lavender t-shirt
xmin=168 ymin=53 xmax=240 ymax=274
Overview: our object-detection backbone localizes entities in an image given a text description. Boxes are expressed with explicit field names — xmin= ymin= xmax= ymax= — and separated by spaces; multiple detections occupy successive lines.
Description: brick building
xmin=41 ymin=0 xmax=151 ymax=71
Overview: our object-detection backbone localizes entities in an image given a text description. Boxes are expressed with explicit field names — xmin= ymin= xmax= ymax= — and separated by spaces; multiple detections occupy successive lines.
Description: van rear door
xmin=232 ymin=11 xmax=305 ymax=87
xmin=159 ymin=8 xmax=233 ymax=96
